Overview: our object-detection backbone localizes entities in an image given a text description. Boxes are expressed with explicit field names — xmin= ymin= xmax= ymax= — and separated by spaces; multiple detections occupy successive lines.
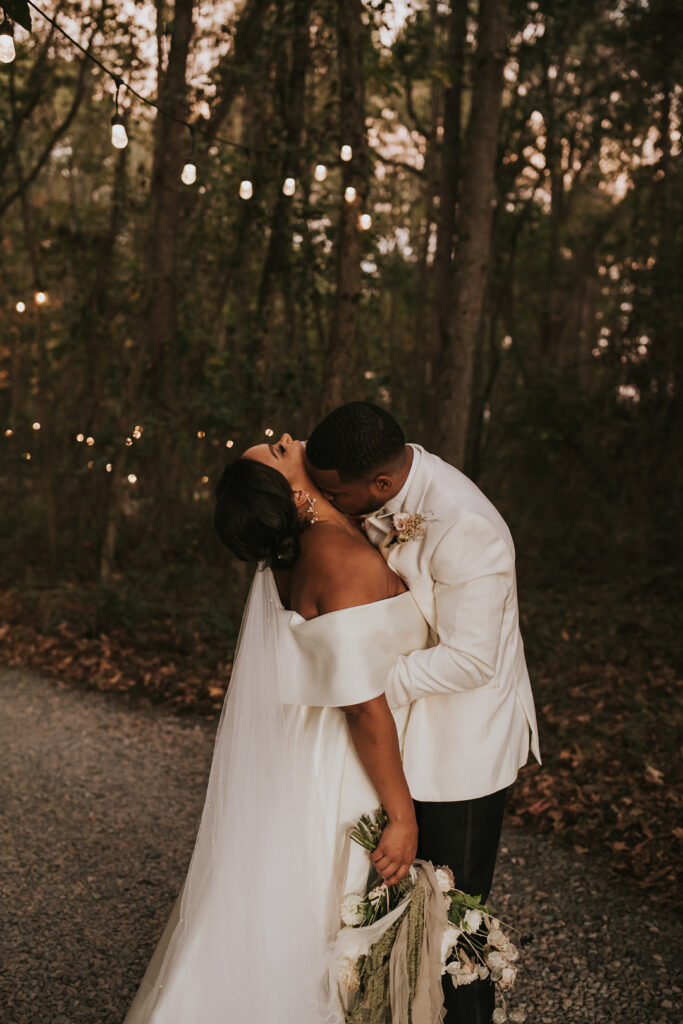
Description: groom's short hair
xmin=307 ymin=402 xmax=405 ymax=481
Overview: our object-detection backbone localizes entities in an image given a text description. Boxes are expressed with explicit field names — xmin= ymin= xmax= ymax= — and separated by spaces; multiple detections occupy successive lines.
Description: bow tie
xmin=362 ymin=509 xmax=395 ymax=540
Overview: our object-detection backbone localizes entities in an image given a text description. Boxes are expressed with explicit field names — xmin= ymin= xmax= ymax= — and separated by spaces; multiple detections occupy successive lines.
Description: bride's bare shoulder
xmin=297 ymin=524 xmax=403 ymax=614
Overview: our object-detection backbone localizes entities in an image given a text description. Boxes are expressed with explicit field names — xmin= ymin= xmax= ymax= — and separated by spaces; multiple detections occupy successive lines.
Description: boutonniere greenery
xmin=386 ymin=510 xmax=434 ymax=548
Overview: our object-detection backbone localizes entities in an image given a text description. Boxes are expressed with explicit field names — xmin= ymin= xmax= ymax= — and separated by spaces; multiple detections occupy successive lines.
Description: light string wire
xmin=22 ymin=0 xmax=298 ymax=156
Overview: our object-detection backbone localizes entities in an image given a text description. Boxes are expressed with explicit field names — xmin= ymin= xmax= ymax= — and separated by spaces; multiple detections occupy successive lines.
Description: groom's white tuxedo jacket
xmin=366 ymin=444 xmax=541 ymax=803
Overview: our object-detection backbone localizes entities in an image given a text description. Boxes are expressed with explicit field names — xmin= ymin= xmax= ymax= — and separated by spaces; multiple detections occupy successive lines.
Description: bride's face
xmin=242 ymin=433 xmax=308 ymax=489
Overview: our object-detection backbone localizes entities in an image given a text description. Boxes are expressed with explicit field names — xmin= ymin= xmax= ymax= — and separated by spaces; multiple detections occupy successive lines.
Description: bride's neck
xmin=300 ymin=484 xmax=356 ymax=534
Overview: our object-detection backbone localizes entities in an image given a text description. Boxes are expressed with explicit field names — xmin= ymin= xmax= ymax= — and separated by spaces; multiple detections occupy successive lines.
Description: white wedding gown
xmin=123 ymin=567 xmax=429 ymax=1024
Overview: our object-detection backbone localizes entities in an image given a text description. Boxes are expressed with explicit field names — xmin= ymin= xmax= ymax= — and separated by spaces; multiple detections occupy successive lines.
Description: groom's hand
xmin=371 ymin=819 xmax=418 ymax=886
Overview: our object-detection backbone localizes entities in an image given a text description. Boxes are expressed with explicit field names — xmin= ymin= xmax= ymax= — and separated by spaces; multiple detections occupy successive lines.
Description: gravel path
xmin=1 ymin=667 xmax=680 ymax=1024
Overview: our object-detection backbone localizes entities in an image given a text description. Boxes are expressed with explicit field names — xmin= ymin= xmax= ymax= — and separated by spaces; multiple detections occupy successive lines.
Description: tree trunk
xmin=434 ymin=0 xmax=509 ymax=467
xmin=139 ymin=0 xmax=196 ymax=407
xmin=251 ymin=0 xmax=313 ymax=411
xmin=426 ymin=0 xmax=467 ymax=442
xmin=319 ymin=0 xmax=368 ymax=414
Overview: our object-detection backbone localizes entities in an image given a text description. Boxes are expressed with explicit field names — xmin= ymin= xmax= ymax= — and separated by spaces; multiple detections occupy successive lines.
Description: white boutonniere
xmin=386 ymin=510 xmax=434 ymax=548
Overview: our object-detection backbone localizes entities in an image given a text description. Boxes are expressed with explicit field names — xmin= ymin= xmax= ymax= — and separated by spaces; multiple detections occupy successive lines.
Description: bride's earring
xmin=304 ymin=492 xmax=319 ymax=524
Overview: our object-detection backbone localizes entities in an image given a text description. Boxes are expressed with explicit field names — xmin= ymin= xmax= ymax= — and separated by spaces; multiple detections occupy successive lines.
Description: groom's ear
xmin=373 ymin=474 xmax=394 ymax=494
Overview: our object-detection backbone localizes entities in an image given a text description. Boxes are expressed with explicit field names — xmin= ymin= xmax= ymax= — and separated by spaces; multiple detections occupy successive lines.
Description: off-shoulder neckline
xmin=265 ymin=567 xmax=416 ymax=624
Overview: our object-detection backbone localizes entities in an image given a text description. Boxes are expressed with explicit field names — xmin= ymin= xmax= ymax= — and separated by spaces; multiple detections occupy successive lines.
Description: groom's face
xmin=306 ymin=464 xmax=390 ymax=517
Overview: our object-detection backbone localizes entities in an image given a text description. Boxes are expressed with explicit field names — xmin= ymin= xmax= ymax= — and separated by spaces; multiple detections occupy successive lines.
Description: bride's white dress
xmin=123 ymin=568 xmax=429 ymax=1024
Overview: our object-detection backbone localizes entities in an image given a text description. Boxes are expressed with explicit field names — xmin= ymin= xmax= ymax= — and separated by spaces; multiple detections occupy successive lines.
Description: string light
xmin=35 ymin=290 xmax=48 ymax=305
xmin=264 ymin=428 xmax=274 ymax=437
xmin=181 ymin=125 xmax=197 ymax=184
xmin=181 ymin=162 xmax=197 ymax=185
xmin=344 ymin=186 xmax=357 ymax=204
xmin=4 ymin=429 xmax=13 ymax=437
xmin=340 ymin=145 xmax=353 ymax=162
xmin=132 ymin=426 xmax=142 ymax=439
xmin=225 ymin=439 xmax=234 ymax=448
xmin=282 ymin=177 xmax=296 ymax=197
xmin=125 ymin=436 xmax=133 ymax=446
xmin=359 ymin=213 xmax=372 ymax=230
xmin=197 ymin=430 xmax=205 ymax=438
xmin=127 ymin=473 xmax=137 ymax=484
xmin=23 ymin=452 xmax=31 ymax=460
xmin=76 ymin=433 xmax=84 ymax=442
xmin=106 ymin=463 xmax=113 ymax=472
xmin=16 ymin=301 xmax=25 ymax=313
xmin=111 ymin=78 xmax=128 ymax=150
xmin=86 ymin=436 xmax=95 ymax=445
xmin=0 ymin=18 xmax=15 ymax=64
xmin=239 ymin=179 xmax=253 ymax=200
xmin=87 ymin=460 xmax=94 ymax=468
xmin=32 ymin=422 xmax=41 ymax=430
xmin=201 ymin=475 xmax=209 ymax=484
xmin=314 ymin=164 xmax=327 ymax=182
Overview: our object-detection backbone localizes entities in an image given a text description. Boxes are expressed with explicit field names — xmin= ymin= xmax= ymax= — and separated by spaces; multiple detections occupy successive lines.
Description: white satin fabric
xmin=123 ymin=567 xmax=428 ymax=1024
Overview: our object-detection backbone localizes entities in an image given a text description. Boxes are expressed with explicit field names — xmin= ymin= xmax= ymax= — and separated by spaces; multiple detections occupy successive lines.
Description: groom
xmin=306 ymin=401 xmax=540 ymax=1024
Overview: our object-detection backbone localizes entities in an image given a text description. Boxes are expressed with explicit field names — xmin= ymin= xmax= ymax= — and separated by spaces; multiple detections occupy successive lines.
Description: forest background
xmin=1 ymin=0 xmax=681 ymax=906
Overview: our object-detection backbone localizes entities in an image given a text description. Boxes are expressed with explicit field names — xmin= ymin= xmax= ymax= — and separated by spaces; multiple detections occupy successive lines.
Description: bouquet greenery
xmin=335 ymin=808 xmax=524 ymax=1024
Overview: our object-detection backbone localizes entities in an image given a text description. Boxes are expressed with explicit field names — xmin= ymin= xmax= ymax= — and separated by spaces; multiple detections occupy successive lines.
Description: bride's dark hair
xmin=214 ymin=458 xmax=302 ymax=569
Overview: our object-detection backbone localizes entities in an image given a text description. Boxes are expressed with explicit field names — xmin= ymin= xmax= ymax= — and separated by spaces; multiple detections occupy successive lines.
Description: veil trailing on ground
xmin=124 ymin=567 xmax=342 ymax=1024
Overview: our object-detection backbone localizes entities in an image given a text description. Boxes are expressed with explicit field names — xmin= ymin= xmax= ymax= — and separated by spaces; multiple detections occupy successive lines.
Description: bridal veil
xmin=123 ymin=567 xmax=342 ymax=1024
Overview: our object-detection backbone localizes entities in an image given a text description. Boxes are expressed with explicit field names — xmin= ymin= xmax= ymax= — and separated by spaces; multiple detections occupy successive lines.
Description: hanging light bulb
xmin=225 ymin=439 xmax=234 ymax=448
xmin=340 ymin=145 xmax=353 ymax=162
xmin=181 ymin=162 xmax=197 ymax=185
xmin=127 ymin=473 xmax=137 ymax=484
xmin=111 ymin=77 xmax=128 ymax=150
xmin=32 ymin=422 xmax=41 ymax=431
xmin=359 ymin=213 xmax=372 ymax=230
xmin=111 ymin=113 xmax=128 ymax=150
xmin=76 ymin=434 xmax=85 ymax=442
xmin=5 ymin=428 xmax=14 ymax=437
xmin=0 ymin=19 xmax=15 ymax=64
xmin=106 ymin=463 xmax=113 ymax=472
xmin=15 ymin=301 xmax=25 ymax=313
xmin=282 ymin=177 xmax=296 ymax=197
xmin=314 ymin=164 xmax=327 ymax=182
xmin=239 ymin=179 xmax=253 ymax=200
xmin=264 ymin=428 xmax=274 ymax=437
xmin=181 ymin=125 xmax=197 ymax=185
xmin=344 ymin=186 xmax=357 ymax=204
xmin=23 ymin=452 xmax=31 ymax=461
xmin=35 ymin=291 xmax=48 ymax=305
xmin=86 ymin=436 xmax=95 ymax=446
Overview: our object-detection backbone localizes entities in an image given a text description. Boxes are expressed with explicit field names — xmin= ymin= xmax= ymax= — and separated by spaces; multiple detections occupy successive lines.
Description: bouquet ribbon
xmin=329 ymin=826 xmax=447 ymax=1024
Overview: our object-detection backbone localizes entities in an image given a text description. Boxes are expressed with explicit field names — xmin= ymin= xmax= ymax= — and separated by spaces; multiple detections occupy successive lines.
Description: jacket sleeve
xmin=384 ymin=513 xmax=512 ymax=708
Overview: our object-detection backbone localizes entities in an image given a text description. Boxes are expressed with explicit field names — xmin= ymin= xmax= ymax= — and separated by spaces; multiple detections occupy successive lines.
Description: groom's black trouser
xmin=414 ymin=787 xmax=507 ymax=1024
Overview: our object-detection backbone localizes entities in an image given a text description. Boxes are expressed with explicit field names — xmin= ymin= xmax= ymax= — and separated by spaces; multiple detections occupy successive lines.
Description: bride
xmin=123 ymin=433 xmax=433 ymax=1024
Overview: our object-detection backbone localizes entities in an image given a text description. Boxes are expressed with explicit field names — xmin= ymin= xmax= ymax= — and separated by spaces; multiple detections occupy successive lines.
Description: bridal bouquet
xmin=331 ymin=808 xmax=523 ymax=1024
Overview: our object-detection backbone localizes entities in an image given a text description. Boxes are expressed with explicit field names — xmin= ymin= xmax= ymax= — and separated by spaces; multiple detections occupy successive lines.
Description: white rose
xmin=340 ymin=893 xmax=366 ymax=927
xmin=486 ymin=950 xmax=506 ymax=970
xmin=464 ymin=908 xmax=483 ymax=933
xmin=487 ymin=928 xmax=508 ymax=949
xmin=500 ymin=965 xmax=517 ymax=990
xmin=440 ymin=925 xmax=462 ymax=965
xmin=435 ymin=866 xmax=455 ymax=893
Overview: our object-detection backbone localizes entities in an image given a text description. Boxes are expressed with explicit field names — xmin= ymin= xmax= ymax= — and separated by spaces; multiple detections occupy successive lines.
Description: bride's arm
xmin=340 ymin=694 xmax=417 ymax=886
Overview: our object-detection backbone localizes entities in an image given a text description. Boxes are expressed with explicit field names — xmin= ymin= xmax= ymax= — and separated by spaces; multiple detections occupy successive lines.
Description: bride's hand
xmin=370 ymin=818 xmax=418 ymax=886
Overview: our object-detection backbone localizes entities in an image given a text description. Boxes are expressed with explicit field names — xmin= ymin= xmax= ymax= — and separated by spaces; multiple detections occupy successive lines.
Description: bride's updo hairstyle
xmin=214 ymin=458 xmax=302 ymax=569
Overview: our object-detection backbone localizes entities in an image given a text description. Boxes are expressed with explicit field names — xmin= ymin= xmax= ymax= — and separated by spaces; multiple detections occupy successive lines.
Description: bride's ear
xmin=292 ymin=489 xmax=308 ymax=513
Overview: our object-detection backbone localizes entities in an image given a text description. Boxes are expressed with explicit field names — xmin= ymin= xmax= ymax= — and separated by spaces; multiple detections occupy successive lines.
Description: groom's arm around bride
xmin=306 ymin=401 xmax=541 ymax=1024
